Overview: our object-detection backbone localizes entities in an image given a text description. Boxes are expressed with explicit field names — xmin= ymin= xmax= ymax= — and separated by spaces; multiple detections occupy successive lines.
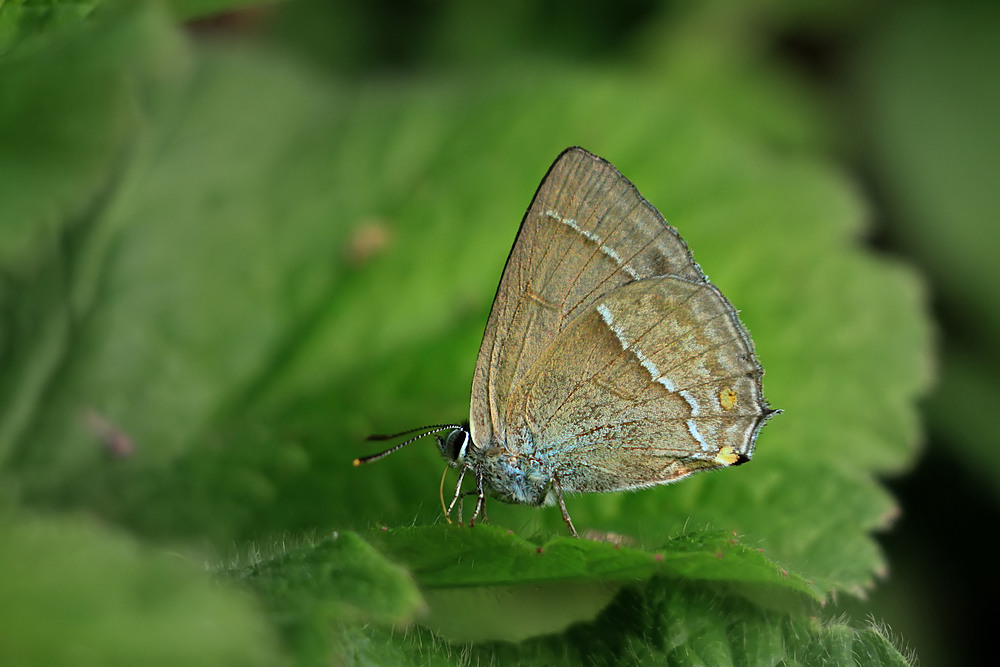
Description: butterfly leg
xmin=451 ymin=488 xmax=484 ymax=526
xmin=456 ymin=490 xmax=482 ymax=525
xmin=469 ymin=471 xmax=487 ymax=527
xmin=552 ymin=475 xmax=578 ymax=537
xmin=444 ymin=466 xmax=468 ymax=524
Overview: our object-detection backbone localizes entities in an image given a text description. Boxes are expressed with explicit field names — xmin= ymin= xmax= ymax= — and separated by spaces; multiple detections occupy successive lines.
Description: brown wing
xmin=502 ymin=276 xmax=771 ymax=493
xmin=470 ymin=148 xmax=705 ymax=450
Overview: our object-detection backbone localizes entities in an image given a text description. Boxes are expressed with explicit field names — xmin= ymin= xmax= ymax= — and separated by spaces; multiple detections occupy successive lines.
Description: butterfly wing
xmin=470 ymin=147 xmax=706 ymax=450
xmin=502 ymin=275 xmax=771 ymax=493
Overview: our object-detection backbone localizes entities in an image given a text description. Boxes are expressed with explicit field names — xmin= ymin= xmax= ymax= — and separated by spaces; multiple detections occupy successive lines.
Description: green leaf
xmin=0 ymin=0 xmax=187 ymax=466
xmin=360 ymin=525 xmax=820 ymax=643
xmin=229 ymin=531 xmax=424 ymax=661
xmin=368 ymin=525 xmax=818 ymax=599
xmin=0 ymin=511 xmax=282 ymax=665
xmin=341 ymin=576 xmax=911 ymax=666
xmin=0 ymin=0 xmax=99 ymax=53
xmin=166 ymin=0 xmax=280 ymax=22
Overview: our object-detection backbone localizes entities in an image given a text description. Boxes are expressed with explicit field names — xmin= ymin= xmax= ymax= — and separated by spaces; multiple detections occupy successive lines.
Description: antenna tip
xmin=352 ymin=458 xmax=363 ymax=467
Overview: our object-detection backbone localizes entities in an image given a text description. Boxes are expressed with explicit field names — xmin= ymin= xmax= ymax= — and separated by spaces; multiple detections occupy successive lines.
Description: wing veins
xmin=563 ymin=222 xmax=680 ymax=318
xmin=486 ymin=159 xmax=584 ymax=433
xmin=534 ymin=168 xmax=625 ymax=318
xmin=558 ymin=198 xmax=645 ymax=313
xmin=537 ymin=287 xmax=701 ymax=432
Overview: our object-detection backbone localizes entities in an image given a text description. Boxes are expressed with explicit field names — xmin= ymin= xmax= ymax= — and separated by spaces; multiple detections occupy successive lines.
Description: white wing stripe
xmin=597 ymin=302 xmax=677 ymax=392
xmin=546 ymin=210 xmax=641 ymax=280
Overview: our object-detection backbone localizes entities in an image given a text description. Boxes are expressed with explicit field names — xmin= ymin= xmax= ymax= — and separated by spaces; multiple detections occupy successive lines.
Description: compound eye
xmin=439 ymin=428 xmax=469 ymax=465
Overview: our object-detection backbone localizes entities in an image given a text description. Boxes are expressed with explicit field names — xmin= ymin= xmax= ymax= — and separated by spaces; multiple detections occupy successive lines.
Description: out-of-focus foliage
xmin=0 ymin=0 xmax=990 ymax=664
xmin=853 ymin=2 xmax=1000 ymax=495
xmin=0 ymin=512 xmax=283 ymax=665
xmin=842 ymin=3 xmax=1000 ymax=665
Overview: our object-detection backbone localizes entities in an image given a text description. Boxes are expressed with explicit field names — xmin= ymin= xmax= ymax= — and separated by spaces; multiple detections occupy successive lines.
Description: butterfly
xmin=356 ymin=147 xmax=776 ymax=536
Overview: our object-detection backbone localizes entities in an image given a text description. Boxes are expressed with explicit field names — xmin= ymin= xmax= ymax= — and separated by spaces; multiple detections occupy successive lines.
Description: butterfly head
xmin=436 ymin=426 xmax=471 ymax=468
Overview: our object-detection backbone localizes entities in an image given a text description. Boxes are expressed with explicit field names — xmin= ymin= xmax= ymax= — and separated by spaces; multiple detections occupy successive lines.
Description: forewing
xmin=503 ymin=276 xmax=771 ymax=493
xmin=471 ymin=148 xmax=704 ymax=449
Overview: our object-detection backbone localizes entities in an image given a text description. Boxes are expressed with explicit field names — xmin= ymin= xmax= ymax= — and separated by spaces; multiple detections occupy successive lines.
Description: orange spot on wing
xmin=719 ymin=386 xmax=738 ymax=411
xmin=714 ymin=445 xmax=740 ymax=466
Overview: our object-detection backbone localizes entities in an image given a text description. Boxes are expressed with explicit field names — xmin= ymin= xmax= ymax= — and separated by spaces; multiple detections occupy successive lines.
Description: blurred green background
xmin=1 ymin=0 xmax=997 ymax=664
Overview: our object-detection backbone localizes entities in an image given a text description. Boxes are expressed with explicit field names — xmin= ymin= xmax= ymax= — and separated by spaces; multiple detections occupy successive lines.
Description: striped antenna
xmin=353 ymin=424 xmax=463 ymax=466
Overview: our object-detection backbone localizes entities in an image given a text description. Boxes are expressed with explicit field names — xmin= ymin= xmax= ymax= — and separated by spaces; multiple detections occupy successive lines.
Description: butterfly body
xmin=468 ymin=443 xmax=554 ymax=506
